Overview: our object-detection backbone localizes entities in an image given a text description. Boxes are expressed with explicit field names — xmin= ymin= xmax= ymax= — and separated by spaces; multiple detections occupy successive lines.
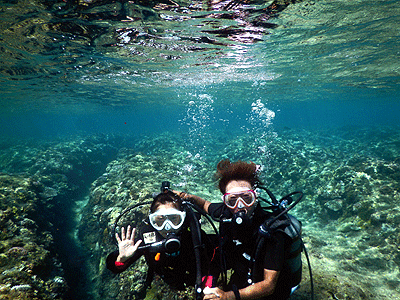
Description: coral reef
xmin=0 ymin=134 xmax=129 ymax=299
xmin=0 ymin=174 xmax=68 ymax=300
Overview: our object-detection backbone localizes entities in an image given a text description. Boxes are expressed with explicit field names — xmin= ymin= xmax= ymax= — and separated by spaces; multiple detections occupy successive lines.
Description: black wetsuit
xmin=208 ymin=204 xmax=296 ymax=300
xmin=107 ymin=222 xmax=216 ymax=290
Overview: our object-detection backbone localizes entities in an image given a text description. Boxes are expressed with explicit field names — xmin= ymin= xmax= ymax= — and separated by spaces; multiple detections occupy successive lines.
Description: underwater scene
xmin=1 ymin=0 xmax=400 ymax=299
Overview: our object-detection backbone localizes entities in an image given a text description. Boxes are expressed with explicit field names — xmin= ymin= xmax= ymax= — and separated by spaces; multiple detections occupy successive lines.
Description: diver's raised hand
xmin=116 ymin=225 xmax=142 ymax=263
xmin=172 ymin=189 xmax=211 ymax=213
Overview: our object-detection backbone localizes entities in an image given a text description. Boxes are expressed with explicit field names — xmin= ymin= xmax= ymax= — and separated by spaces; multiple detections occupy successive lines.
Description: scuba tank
xmin=254 ymin=188 xmax=313 ymax=299
xmin=284 ymin=214 xmax=303 ymax=287
xmin=254 ymin=212 xmax=302 ymax=288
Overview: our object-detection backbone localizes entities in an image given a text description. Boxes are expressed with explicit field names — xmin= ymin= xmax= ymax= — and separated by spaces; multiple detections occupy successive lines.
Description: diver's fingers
xmin=121 ymin=226 xmax=126 ymax=240
xmin=130 ymin=227 xmax=137 ymax=240
xmin=126 ymin=225 xmax=132 ymax=240
xmin=203 ymin=294 xmax=219 ymax=300
xmin=115 ymin=232 xmax=121 ymax=243
xmin=203 ymin=287 xmax=221 ymax=299
xmin=171 ymin=189 xmax=187 ymax=199
xmin=134 ymin=239 xmax=142 ymax=251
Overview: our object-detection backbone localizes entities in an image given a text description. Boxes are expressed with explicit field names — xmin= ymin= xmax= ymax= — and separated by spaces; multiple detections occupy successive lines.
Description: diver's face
xmin=152 ymin=202 xmax=184 ymax=238
xmin=224 ymin=180 xmax=256 ymax=216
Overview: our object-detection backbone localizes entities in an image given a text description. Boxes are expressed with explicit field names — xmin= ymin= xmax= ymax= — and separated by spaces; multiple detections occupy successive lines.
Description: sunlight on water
xmin=1 ymin=0 xmax=398 ymax=112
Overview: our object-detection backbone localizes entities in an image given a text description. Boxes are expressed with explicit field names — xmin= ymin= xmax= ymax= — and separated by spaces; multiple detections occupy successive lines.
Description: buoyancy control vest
xmin=212 ymin=187 xmax=313 ymax=299
xmin=136 ymin=222 xmax=199 ymax=290
xmin=255 ymin=187 xmax=314 ymax=299
xmin=250 ymin=213 xmax=302 ymax=288
xmin=283 ymin=214 xmax=302 ymax=287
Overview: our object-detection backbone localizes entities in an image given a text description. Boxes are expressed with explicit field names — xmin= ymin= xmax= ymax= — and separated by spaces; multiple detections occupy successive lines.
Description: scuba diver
xmin=174 ymin=159 xmax=308 ymax=300
xmin=106 ymin=182 xmax=219 ymax=299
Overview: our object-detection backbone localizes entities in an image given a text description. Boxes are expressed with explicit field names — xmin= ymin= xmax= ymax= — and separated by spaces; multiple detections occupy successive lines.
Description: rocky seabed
xmin=1 ymin=127 xmax=399 ymax=299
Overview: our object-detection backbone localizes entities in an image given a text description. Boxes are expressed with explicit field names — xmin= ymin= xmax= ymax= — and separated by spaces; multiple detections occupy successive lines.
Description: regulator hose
xmin=186 ymin=201 xmax=227 ymax=288
xmin=184 ymin=202 xmax=203 ymax=300
xmin=112 ymin=200 xmax=153 ymax=245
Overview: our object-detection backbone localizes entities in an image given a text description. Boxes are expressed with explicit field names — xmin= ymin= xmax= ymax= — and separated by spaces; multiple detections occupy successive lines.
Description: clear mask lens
xmin=149 ymin=208 xmax=186 ymax=231
xmin=222 ymin=189 xmax=256 ymax=209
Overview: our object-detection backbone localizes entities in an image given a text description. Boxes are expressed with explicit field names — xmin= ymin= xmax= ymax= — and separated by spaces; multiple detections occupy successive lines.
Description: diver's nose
xmin=237 ymin=198 xmax=245 ymax=209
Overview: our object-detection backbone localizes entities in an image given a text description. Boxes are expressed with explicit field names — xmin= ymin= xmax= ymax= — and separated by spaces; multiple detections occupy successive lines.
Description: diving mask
xmin=149 ymin=208 xmax=186 ymax=231
xmin=222 ymin=187 xmax=256 ymax=210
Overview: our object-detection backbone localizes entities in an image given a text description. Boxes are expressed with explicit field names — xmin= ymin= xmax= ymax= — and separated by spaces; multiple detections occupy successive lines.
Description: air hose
xmin=186 ymin=202 xmax=227 ymax=288
xmin=112 ymin=200 xmax=153 ymax=245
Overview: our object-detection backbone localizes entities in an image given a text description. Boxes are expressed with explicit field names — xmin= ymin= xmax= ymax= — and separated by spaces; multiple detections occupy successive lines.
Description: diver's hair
xmin=215 ymin=159 xmax=261 ymax=194
xmin=150 ymin=191 xmax=182 ymax=213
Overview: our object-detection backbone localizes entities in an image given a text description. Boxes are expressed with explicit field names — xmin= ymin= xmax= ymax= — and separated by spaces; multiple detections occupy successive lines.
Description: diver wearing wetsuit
xmin=208 ymin=203 xmax=298 ymax=299
xmin=175 ymin=159 xmax=302 ymax=300
xmin=106 ymin=190 xmax=217 ymax=293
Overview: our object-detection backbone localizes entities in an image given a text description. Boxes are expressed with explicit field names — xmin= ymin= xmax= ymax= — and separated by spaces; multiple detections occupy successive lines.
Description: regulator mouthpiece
xmin=233 ymin=210 xmax=248 ymax=225
xmin=164 ymin=236 xmax=181 ymax=253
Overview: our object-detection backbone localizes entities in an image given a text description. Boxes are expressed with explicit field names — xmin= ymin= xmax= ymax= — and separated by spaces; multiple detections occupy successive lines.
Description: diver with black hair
xmin=106 ymin=182 xmax=219 ymax=297
xmin=174 ymin=159 xmax=307 ymax=300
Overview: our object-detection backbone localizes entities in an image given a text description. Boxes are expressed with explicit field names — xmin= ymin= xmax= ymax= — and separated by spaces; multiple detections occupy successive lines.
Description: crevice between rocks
xmin=0 ymin=135 xmax=131 ymax=299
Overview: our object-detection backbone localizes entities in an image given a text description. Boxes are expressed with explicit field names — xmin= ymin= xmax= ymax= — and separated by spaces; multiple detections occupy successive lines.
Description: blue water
xmin=1 ymin=0 xmax=399 ymax=140
xmin=1 ymin=84 xmax=399 ymax=141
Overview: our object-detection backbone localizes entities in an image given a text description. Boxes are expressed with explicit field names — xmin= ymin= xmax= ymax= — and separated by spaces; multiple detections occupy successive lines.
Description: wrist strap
xmin=115 ymin=261 xmax=125 ymax=267
xmin=232 ymin=285 xmax=241 ymax=300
